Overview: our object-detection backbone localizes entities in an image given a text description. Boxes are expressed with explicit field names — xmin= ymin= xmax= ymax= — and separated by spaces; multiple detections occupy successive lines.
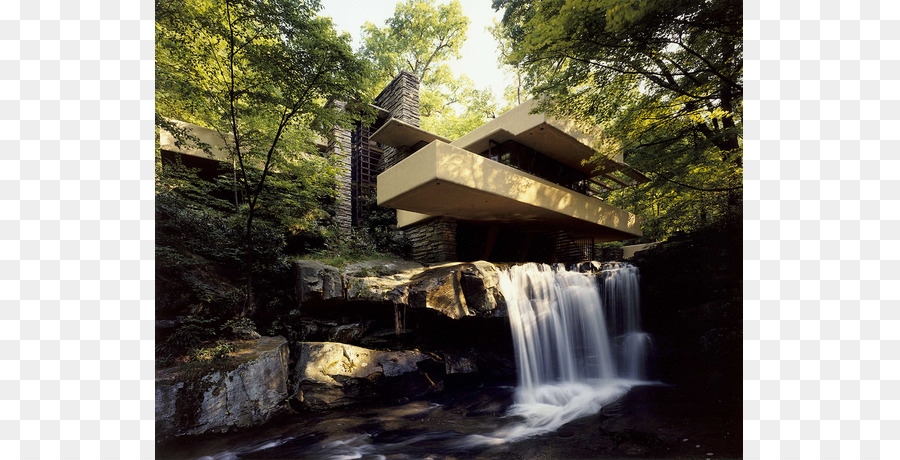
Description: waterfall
xmin=472 ymin=262 xmax=651 ymax=443
xmin=500 ymin=263 xmax=618 ymax=387
xmin=599 ymin=261 xmax=652 ymax=380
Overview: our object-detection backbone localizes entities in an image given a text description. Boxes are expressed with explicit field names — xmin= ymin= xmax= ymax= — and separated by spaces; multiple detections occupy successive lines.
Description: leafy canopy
xmin=493 ymin=0 xmax=742 ymax=239
xmin=360 ymin=0 xmax=468 ymax=88
xmin=157 ymin=0 xmax=372 ymax=158
xmin=360 ymin=0 xmax=499 ymax=139
xmin=156 ymin=0 xmax=373 ymax=306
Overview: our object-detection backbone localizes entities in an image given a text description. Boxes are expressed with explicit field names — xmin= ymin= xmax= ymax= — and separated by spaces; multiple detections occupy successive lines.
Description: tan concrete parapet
xmin=377 ymin=140 xmax=642 ymax=240
xmin=450 ymin=100 xmax=628 ymax=174
xmin=159 ymin=119 xmax=233 ymax=162
xmin=158 ymin=119 xmax=331 ymax=162
xmin=396 ymin=210 xmax=434 ymax=228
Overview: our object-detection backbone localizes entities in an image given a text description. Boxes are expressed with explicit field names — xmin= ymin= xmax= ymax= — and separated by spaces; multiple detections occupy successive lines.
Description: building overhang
xmin=159 ymin=119 xmax=234 ymax=162
xmin=370 ymin=101 xmax=648 ymax=193
xmin=377 ymin=141 xmax=642 ymax=241
xmin=370 ymin=117 xmax=451 ymax=151
xmin=450 ymin=100 xmax=648 ymax=188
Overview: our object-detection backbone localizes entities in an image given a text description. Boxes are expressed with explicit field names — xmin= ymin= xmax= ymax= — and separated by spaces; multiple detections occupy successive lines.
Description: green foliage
xmin=356 ymin=195 xmax=413 ymax=258
xmin=156 ymin=314 xmax=259 ymax=368
xmin=419 ymin=74 xmax=498 ymax=139
xmin=493 ymin=0 xmax=742 ymax=240
xmin=190 ymin=340 xmax=237 ymax=362
xmin=222 ymin=318 xmax=259 ymax=338
xmin=488 ymin=19 xmax=529 ymax=110
xmin=360 ymin=0 xmax=499 ymax=139
xmin=157 ymin=0 xmax=373 ymax=308
xmin=360 ymin=0 xmax=469 ymax=88
xmin=303 ymin=229 xmax=403 ymax=269
xmin=300 ymin=199 xmax=408 ymax=267
xmin=156 ymin=317 xmax=221 ymax=367
xmin=155 ymin=158 xmax=332 ymax=364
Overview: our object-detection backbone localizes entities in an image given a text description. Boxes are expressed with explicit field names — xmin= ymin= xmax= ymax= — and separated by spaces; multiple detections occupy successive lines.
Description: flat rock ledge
xmin=156 ymin=336 xmax=290 ymax=442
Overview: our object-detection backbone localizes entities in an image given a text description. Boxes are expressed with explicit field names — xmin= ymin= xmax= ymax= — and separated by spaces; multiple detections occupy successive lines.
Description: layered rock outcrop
xmin=293 ymin=259 xmax=507 ymax=320
xmin=341 ymin=259 xmax=425 ymax=302
xmin=293 ymin=260 xmax=344 ymax=307
xmin=156 ymin=336 xmax=290 ymax=441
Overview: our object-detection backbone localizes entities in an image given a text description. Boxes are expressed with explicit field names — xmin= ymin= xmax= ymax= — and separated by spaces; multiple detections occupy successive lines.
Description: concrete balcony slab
xmin=377 ymin=141 xmax=642 ymax=241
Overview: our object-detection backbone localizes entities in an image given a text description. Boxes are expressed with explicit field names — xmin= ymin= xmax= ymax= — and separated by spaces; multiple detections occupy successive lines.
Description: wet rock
xmin=459 ymin=261 xmax=506 ymax=315
xmin=394 ymin=262 xmax=506 ymax=320
xmin=405 ymin=265 xmax=469 ymax=319
xmin=444 ymin=353 xmax=478 ymax=375
xmin=293 ymin=260 xmax=343 ymax=308
xmin=576 ymin=261 xmax=603 ymax=273
xmin=288 ymin=259 xmax=508 ymax=321
xmin=294 ymin=342 xmax=438 ymax=410
xmin=155 ymin=336 xmax=290 ymax=441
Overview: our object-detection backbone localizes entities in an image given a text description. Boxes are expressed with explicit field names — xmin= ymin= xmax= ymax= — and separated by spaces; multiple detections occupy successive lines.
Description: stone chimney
xmin=327 ymin=101 xmax=353 ymax=232
xmin=374 ymin=70 xmax=420 ymax=172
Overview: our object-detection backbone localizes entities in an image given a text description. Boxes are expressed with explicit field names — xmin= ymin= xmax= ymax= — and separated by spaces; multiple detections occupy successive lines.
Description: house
xmin=369 ymin=72 xmax=648 ymax=263
xmin=158 ymin=71 xmax=647 ymax=263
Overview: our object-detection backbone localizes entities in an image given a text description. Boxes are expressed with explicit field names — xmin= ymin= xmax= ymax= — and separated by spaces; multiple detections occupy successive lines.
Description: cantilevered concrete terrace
xmin=377 ymin=140 xmax=641 ymax=240
xmin=374 ymin=100 xmax=646 ymax=241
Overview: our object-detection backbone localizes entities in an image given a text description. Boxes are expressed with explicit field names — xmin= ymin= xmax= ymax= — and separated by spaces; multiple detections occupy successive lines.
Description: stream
xmin=157 ymin=263 xmax=740 ymax=459
xmin=157 ymin=382 xmax=740 ymax=459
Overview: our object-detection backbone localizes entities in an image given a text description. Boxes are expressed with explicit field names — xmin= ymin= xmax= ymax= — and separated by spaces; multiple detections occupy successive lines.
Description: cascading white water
xmin=599 ymin=261 xmax=652 ymax=380
xmin=470 ymin=262 xmax=650 ymax=443
xmin=501 ymin=263 xmax=618 ymax=386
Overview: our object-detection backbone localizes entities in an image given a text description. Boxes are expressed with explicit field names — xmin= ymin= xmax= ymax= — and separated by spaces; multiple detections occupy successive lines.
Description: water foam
xmin=465 ymin=262 xmax=650 ymax=444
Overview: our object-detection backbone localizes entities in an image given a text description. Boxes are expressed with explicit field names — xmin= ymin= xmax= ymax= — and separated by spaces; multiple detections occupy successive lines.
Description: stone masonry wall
xmin=375 ymin=71 xmax=421 ymax=172
xmin=405 ymin=217 xmax=457 ymax=263
xmin=329 ymin=122 xmax=353 ymax=233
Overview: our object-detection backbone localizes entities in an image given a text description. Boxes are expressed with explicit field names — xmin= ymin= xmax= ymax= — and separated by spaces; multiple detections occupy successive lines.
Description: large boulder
xmin=402 ymin=264 xmax=470 ymax=319
xmin=293 ymin=260 xmax=343 ymax=308
xmin=156 ymin=336 xmax=290 ymax=441
xmin=391 ymin=262 xmax=506 ymax=320
xmin=294 ymin=342 xmax=439 ymax=410
xmin=459 ymin=261 xmax=505 ymax=314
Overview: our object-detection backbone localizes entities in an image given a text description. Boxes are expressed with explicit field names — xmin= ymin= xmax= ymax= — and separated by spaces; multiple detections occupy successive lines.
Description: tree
xmin=360 ymin=0 xmax=468 ymax=89
xmin=493 ymin=0 xmax=742 ymax=238
xmin=488 ymin=19 xmax=528 ymax=108
xmin=419 ymin=74 xmax=499 ymax=139
xmin=156 ymin=0 xmax=372 ymax=310
xmin=360 ymin=0 xmax=499 ymax=138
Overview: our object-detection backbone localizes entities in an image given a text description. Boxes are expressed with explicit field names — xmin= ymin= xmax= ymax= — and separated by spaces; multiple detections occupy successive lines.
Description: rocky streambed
xmin=157 ymin=259 xmax=524 ymax=442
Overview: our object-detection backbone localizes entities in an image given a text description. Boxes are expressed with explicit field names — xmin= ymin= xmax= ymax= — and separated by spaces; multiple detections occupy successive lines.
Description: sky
xmin=319 ymin=0 xmax=510 ymax=102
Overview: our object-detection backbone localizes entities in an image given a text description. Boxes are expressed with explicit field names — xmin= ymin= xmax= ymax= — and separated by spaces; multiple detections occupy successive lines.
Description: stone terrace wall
xmin=406 ymin=217 xmax=457 ymax=263
xmin=406 ymin=217 xmax=456 ymax=263
xmin=370 ymin=71 xmax=460 ymax=263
